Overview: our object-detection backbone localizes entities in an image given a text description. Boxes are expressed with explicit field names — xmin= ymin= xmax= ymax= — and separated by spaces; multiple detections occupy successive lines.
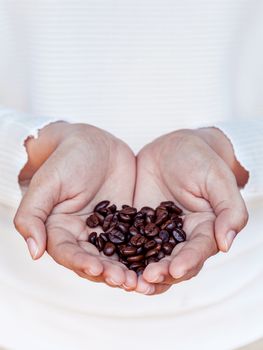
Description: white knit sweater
xmin=0 ymin=1 xmax=263 ymax=349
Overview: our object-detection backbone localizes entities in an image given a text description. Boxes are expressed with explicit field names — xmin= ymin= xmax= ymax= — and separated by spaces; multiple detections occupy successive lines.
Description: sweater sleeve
xmin=0 ymin=107 xmax=69 ymax=209
xmin=212 ymin=119 xmax=263 ymax=195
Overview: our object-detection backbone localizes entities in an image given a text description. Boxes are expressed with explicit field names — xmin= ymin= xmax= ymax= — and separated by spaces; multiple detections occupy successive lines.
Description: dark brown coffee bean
xmin=168 ymin=236 xmax=177 ymax=246
xmin=86 ymin=213 xmax=100 ymax=228
xmin=129 ymin=262 xmax=145 ymax=270
xmin=138 ymin=226 xmax=145 ymax=235
xmin=119 ymin=257 xmax=129 ymax=266
xmin=136 ymin=246 xmax=144 ymax=255
xmin=155 ymin=243 xmax=162 ymax=251
xmin=107 ymin=204 xmax=117 ymax=213
xmin=145 ymin=248 xmax=159 ymax=258
xmin=144 ymin=223 xmax=159 ymax=237
xmin=102 ymin=213 xmax=114 ymax=231
xmin=118 ymin=213 xmax=132 ymax=223
xmin=134 ymin=211 xmax=145 ymax=220
xmin=157 ymin=251 xmax=165 ymax=260
xmin=129 ymin=226 xmax=139 ymax=236
xmin=130 ymin=234 xmax=146 ymax=247
xmin=100 ymin=233 xmax=108 ymax=242
xmin=96 ymin=236 xmax=105 ymax=251
xmin=146 ymin=257 xmax=159 ymax=265
xmin=120 ymin=206 xmax=137 ymax=216
xmin=117 ymin=222 xmax=130 ymax=234
xmin=170 ymin=203 xmax=183 ymax=215
xmin=141 ymin=207 xmax=155 ymax=223
xmin=121 ymin=246 xmax=137 ymax=257
xmin=108 ymin=229 xmax=125 ymax=244
xmin=94 ymin=200 xmax=110 ymax=213
xmin=172 ymin=228 xmax=187 ymax=242
xmin=134 ymin=218 xmax=145 ymax=229
xmin=161 ymin=219 xmax=176 ymax=231
xmin=127 ymin=255 xmax=144 ymax=263
xmin=154 ymin=236 xmax=163 ymax=244
xmin=160 ymin=201 xmax=175 ymax=208
xmin=103 ymin=242 xmax=116 ymax=256
xmin=162 ymin=242 xmax=174 ymax=255
xmin=88 ymin=232 xmax=97 ymax=245
xmin=155 ymin=210 xmax=169 ymax=226
xmin=95 ymin=212 xmax=104 ymax=225
xmin=136 ymin=267 xmax=145 ymax=276
xmin=144 ymin=239 xmax=157 ymax=250
xmin=176 ymin=221 xmax=183 ymax=229
xmin=159 ymin=230 xmax=170 ymax=243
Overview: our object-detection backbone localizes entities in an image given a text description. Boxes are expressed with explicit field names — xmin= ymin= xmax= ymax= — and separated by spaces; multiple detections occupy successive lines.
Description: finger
xmin=47 ymin=226 xmax=104 ymax=276
xmin=135 ymin=275 xmax=155 ymax=295
xmin=122 ymin=269 xmax=137 ymax=291
xmin=102 ymin=260 xmax=126 ymax=287
xmin=143 ymin=259 xmax=170 ymax=284
xmin=169 ymin=219 xmax=218 ymax=281
xmin=14 ymin=172 xmax=58 ymax=260
xmin=206 ymin=160 xmax=249 ymax=252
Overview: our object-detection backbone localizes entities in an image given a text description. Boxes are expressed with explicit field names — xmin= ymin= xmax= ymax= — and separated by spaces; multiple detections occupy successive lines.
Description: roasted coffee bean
xmin=120 ymin=206 xmax=137 ymax=216
xmin=155 ymin=243 xmax=162 ymax=251
xmin=155 ymin=210 xmax=169 ymax=226
xmin=176 ymin=221 xmax=183 ymax=229
xmin=160 ymin=201 xmax=175 ymax=209
xmin=134 ymin=211 xmax=145 ymax=220
xmin=127 ymin=255 xmax=144 ymax=263
xmin=119 ymin=257 xmax=129 ymax=266
xmin=144 ymin=239 xmax=157 ymax=250
xmin=141 ymin=207 xmax=155 ymax=223
xmin=88 ymin=232 xmax=97 ymax=245
xmin=130 ymin=234 xmax=146 ymax=247
xmin=108 ymin=229 xmax=125 ymax=244
xmin=159 ymin=230 xmax=170 ymax=243
xmin=86 ymin=213 xmax=100 ymax=228
xmin=136 ymin=267 xmax=145 ymax=276
xmin=103 ymin=242 xmax=116 ymax=256
xmin=100 ymin=233 xmax=108 ymax=242
xmin=121 ymin=246 xmax=137 ymax=257
xmin=136 ymin=246 xmax=144 ymax=255
xmin=96 ymin=236 xmax=105 ymax=251
xmin=97 ymin=208 xmax=109 ymax=217
xmin=117 ymin=222 xmax=130 ymax=234
xmin=94 ymin=200 xmax=110 ymax=213
xmin=129 ymin=226 xmax=139 ymax=236
xmin=133 ymin=218 xmax=145 ymax=229
xmin=145 ymin=248 xmax=159 ymax=258
xmin=154 ymin=236 xmax=163 ymax=244
xmin=168 ymin=236 xmax=177 ymax=246
xmin=161 ymin=219 xmax=176 ymax=231
xmin=129 ymin=262 xmax=145 ymax=270
xmin=144 ymin=223 xmax=159 ymax=237
xmin=146 ymin=257 xmax=159 ymax=265
xmin=107 ymin=204 xmax=117 ymax=213
xmin=170 ymin=203 xmax=183 ymax=215
xmin=119 ymin=213 xmax=132 ymax=223
xmin=138 ymin=226 xmax=145 ymax=235
xmin=172 ymin=228 xmax=186 ymax=242
xmin=95 ymin=212 xmax=104 ymax=225
xmin=157 ymin=251 xmax=165 ymax=260
xmin=162 ymin=242 xmax=174 ymax=255
xmin=102 ymin=213 xmax=114 ymax=231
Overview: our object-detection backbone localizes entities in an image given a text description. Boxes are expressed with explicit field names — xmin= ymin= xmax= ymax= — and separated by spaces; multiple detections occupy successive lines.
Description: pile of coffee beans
xmin=86 ymin=200 xmax=186 ymax=276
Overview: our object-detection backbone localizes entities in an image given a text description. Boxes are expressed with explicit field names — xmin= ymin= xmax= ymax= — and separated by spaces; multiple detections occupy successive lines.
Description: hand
xmin=14 ymin=122 xmax=137 ymax=290
xmin=133 ymin=128 xmax=249 ymax=295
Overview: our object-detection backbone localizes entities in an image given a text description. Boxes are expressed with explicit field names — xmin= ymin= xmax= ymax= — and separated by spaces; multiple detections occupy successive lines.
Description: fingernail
xmin=172 ymin=268 xmax=186 ymax=279
xmin=105 ymin=277 xmax=120 ymax=286
xmin=225 ymin=230 xmax=237 ymax=252
xmin=84 ymin=267 xmax=101 ymax=276
xmin=26 ymin=237 xmax=38 ymax=259
xmin=144 ymin=285 xmax=155 ymax=295
xmin=150 ymin=275 xmax=165 ymax=283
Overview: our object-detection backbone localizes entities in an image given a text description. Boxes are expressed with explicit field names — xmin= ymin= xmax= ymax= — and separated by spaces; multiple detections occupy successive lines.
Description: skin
xmin=14 ymin=123 xmax=249 ymax=295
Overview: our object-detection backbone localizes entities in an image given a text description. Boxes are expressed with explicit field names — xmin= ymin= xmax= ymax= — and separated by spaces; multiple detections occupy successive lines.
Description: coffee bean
xmin=103 ymin=242 xmax=116 ymax=256
xmin=129 ymin=262 xmax=145 ymax=270
xmin=129 ymin=226 xmax=139 ymax=236
xmin=141 ymin=207 xmax=155 ymax=223
xmin=136 ymin=246 xmax=144 ymax=255
xmin=86 ymin=213 xmax=100 ymax=228
xmin=120 ymin=206 xmax=137 ymax=216
xmin=130 ymin=234 xmax=146 ymax=247
xmin=88 ymin=232 xmax=97 ymax=245
xmin=134 ymin=218 xmax=145 ymax=229
xmin=136 ymin=267 xmax=145 ymax=276
xmin=94 ymin=200 xmax=110 ymax=213
xmin=154 ymin=236 xmax=163 ymax=244
xmin=119 ymin=213 xmax=132 ymax=223
xmin=157 ymin=251 xmax=165 ymax=260
xmin=144 ymin=239 xmax=157 ymax=250
xmin=162 ymin=242 xmax=174 ymax=255
xmin=160 ymin=201 xmax=175 ymax=209
xmin=155 ymin=210 xmax=169 ymax=225
xmin=170 ymin=204 xmax=183 ymax=215
xmin=117 ymin=222 xmax=130 ymax=234
xmin=119 ymin=257 xmax=129 ymax=266
xmin=159 ymin=230 xmax=169 ymax=243
xmin=96 ymin=236 xmax=105 ymax=251
xmin=145 ymin=248 xmax=159 ymax=258
xmin=146 ymin=257 xmax=159 ymax=265
xmin=100 ymin=233 xmax=108 ymax=242
xmin=172 ymin=228 xmax=186 ymax=242
xmin=168 ymin=236 xmax=177 ymax=246
xmin=144 ymin=223 xmax=159 ymax=237
xmin=134 ymin=211 xmax=145 ymax=220
xmin=107 ymin=204 xmax=117 ymax=213
xmin=102 ymin=213 xmax=114 ymax=231
xmin=127 ymin=255 xmax=144 ymax=263
xmin=161 ymin=219 xmax=176 ymax=231
xmin=108 ymin=229 xmax=125 ymax=244
xmin=121 ymin=246 xmax=137 ymax=257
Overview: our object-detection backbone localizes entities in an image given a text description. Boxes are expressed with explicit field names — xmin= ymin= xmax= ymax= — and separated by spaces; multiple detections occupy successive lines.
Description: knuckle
xmin=13 ymin=213 xmax=26 ymax=234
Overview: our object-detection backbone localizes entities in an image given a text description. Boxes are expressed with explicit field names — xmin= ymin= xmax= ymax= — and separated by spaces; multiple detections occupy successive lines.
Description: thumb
xmin=206 ymin=160 xmax=249 ymax=252
xmin=14 ymin=172 xmax=58 ymax=259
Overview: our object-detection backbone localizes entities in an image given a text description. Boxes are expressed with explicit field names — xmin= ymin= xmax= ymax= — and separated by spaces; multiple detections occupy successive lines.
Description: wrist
xmin=194 ymin=127 xmax=249 ymax=188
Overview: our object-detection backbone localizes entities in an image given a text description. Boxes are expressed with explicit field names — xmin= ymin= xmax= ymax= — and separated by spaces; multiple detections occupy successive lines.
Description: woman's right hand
xmin=14 ymin=122 xmax=137 ymax=290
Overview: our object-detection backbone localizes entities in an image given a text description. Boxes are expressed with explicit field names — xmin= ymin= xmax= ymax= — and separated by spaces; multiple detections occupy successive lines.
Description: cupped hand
xmin=14 ymin=123 xmax=137 ymax=290
xmin=133 ymin=129 xmax=249 ymax=295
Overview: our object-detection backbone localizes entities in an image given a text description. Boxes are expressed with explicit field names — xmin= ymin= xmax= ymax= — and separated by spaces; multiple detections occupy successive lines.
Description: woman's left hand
xmin=133 ymin=128 xmax=249 ymax=295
